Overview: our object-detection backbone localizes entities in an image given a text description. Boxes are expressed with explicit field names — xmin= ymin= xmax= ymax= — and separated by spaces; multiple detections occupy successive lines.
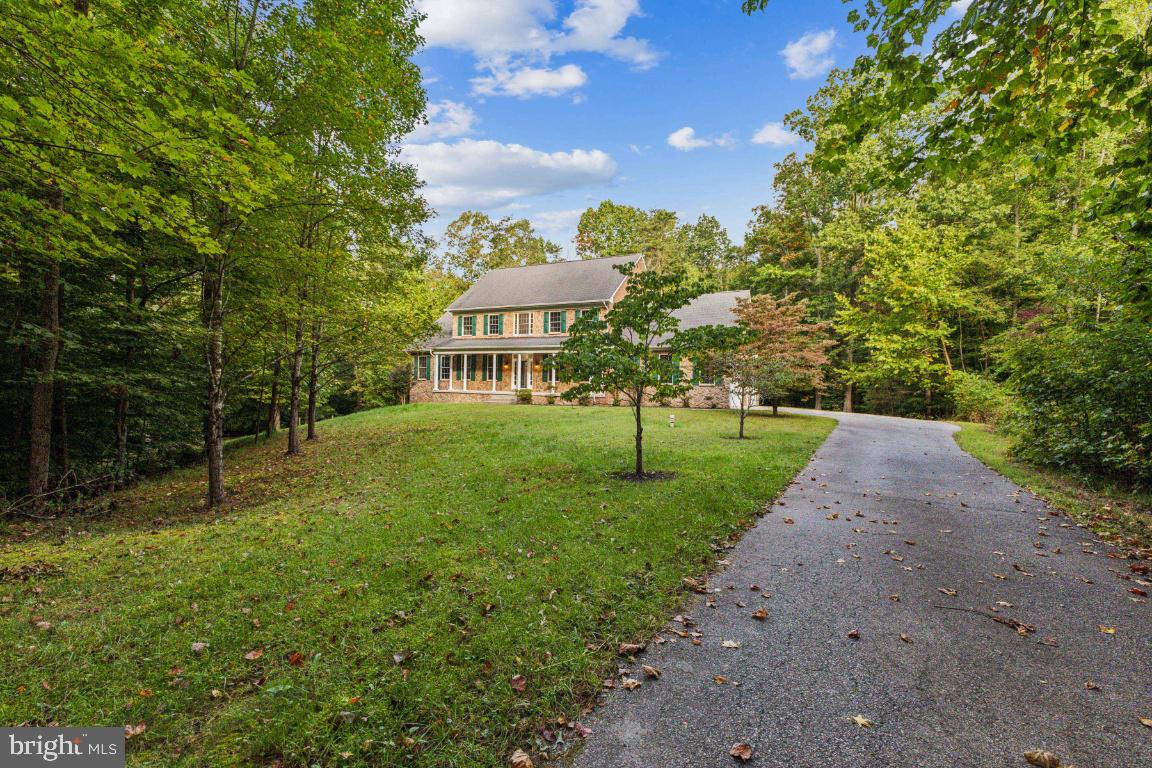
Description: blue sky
xmin=403 ymin=1 xmax=875 ymax=256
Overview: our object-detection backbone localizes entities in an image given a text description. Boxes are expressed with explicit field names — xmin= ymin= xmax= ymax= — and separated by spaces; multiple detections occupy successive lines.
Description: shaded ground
xmin=572 ymin=410 xmax=1151 ymax=768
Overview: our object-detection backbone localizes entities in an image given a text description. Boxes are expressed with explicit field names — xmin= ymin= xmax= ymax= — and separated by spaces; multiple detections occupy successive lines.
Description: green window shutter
xmin=456 ymin=315 xmax=462 ymax=337
xmin=498 ymin=315 xmax=504 ymax=334
xmin=560 ymin=311 xmax=567 ymax=333
xmin=496 ymin=354 xmax=503 ymax=380
xmin=472 ymin=315 xmax=478 ymax=336
xmin=691 ymin=358 xmax=699 ymax=384
xmin=481 ymin=314 xmax=488 ymax=335
xmin=472 ymin=355 xmax=480 ymax=379
xmin=454 ymin=357 xmax=461 ymax=380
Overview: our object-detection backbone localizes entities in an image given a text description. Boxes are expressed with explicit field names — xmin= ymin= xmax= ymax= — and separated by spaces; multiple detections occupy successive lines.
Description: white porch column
xmin=491 ymin=354 xmax=497 ymax=392
xmin=514 ymin=353 xmax=521 ymax=389
xmin=432 ymin=354 xmax=440 ymax=391
xmin=550 ymin=353 xmax=556 ymax=390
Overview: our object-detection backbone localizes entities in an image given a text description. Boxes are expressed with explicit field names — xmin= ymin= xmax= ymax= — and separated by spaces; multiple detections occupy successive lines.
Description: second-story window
xmin=515 ymin=312 xmax=533 ymax=335
xmin=487 ymin=314 xmax=501 ymax=335
xmin=545 ymin=310 xmax=566 ymax=333
xmin=461 ymin=315 xmax=475 ymax=336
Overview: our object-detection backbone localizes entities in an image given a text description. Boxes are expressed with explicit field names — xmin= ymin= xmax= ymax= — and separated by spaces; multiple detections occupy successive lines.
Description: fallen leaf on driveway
xmin=713 ymin=675 xmax=728 ymax=684
xmin=937 ymin=588 xmax=958 ymax=597
xmin=510 ymin=748 xmax=534 ymax=768
xmin=783 ymin=518 xmax=795 ymax=525
xmin=618 ymin=642 xmax=644 ymax=656
xmin=722 ymin=640 xmax=741 ymax=649
xmin=641 ymin=665 xmax=661 ymax=679
xmin=847 ymin=629 xmax=860 ymax=640
xmin=620 ymin=677 xmax=642 ymax=690
xmin=1023 ymin=749 xmax=1061 ymax=767
xmin=900 ymin=634 xmax=912 ymax=644
xmin=848 ymin=715 xmax=872 ymax=728
xmin=1140 ymin=717 xmax=1152 ymax=728
xmin=1098 ymin=625 xmax=1117 ymax=634
xmin=751 ymin=608 xmax=768 ymax=621
xmin=1084 ymin=681 xmax=1099 ymax=690
xmin=729 ymin=742 xmax=754 ymax=761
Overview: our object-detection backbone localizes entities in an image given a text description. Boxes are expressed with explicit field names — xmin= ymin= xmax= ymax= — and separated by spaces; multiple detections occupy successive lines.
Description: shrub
xmin=516 ymin=388 xmax=533 ymax=405
xmin=611 ymin=392 xmax=621 ymax=406
xmin=577 ymin=393 xmax=592 ymax=407
xmin=1001 ymin=317 xmax=1152 ymax=486
xmin=949 ymin=371 xmax=1012 ymax=425
xmin=546 ymin=394 xmax=557 ymax=405
xmin=680 ymin=394 xmax=692 ymax=408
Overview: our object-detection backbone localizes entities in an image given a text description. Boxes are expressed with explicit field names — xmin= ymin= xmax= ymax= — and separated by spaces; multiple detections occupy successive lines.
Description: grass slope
xmin=953 ymin=422 xmax=1151 ymax=552
xmin=0 ymin=405 xmax=833 ymax=767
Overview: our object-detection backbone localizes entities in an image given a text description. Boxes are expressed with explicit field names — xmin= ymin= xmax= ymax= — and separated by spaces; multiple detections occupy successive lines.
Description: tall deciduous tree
xmin=439 ymin=211 xmax=560 ymax=281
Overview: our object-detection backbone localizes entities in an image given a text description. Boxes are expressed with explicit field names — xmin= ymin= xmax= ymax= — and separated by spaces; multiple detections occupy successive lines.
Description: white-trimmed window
xmin=414 ymin=354 xmax=430 ymax=380
xmin=515 ymin=312 xmax=533 ymax=335
xmin=460 ymin=315 xmax=475 ymax=336
xmin=487 ymin=314 xmax=501 ymax=335
xmin=438 ymin=355 xmax=451 ymax=380
xmin=576 ymin=308 xmax=598 ymax=321
xmin=545 ymin=310 xmax=566 ymax=333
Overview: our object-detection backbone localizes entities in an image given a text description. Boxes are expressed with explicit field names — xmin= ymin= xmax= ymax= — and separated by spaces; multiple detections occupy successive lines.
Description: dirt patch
xmin=610 ymin=471 xmax=677 ymax=482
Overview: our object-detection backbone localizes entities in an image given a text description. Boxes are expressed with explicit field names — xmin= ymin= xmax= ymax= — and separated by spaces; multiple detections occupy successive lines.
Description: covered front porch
xmin=432 ymin=352 xmax=562 ymax=395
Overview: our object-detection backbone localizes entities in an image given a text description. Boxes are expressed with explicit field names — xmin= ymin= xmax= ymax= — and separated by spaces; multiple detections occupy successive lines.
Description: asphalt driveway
xmin=571 ymin=410 xmax=1151 ymax=768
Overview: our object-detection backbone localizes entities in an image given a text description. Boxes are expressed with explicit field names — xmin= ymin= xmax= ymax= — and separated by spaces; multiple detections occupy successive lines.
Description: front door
xmin=517 ymin=356 xmax=533 ymax=389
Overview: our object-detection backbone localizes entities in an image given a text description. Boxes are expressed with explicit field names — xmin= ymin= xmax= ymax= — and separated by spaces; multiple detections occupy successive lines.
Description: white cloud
xmin=531 ymin=208 xmax=585 ymax=242
xmin=416 ymin=0 xmax=662 ymax=98
xmin=949 ymin=0 xmax=974 ymax=16
xmin=554 ymin=0 xmax=661 ymax=70
xmin=401 ymin=139 xmax=617 ymax=210
xmin=666 ymin=126 xmax=734 ymax=151
xmin=472 ymin=64 xmax=588 ymax=98
xmin=780 ymin=29 xmax=836 ymax=79
xmin=408 ymin=101 xmax=478 ymax=142
xmin=417 ymin=0 xmax=555 ymax=57
xmin=751 ymin=121 xmax=801 ymax=147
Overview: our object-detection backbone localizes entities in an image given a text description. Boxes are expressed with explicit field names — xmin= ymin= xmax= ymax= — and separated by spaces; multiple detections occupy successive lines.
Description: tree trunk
xmin=813 ymin=390 xmax=822 ymax=410
xmin=51 ymin=379 xmax=69 ymax=481
xmin=306 ymin=319 xmax=320 ymax=441
xmin=843 ymin=383 xmax=854 ymax=413
xmin=27 ymin=259 xmax=61 ymax=507
xmin=286 ymin=313 xmax=305 ymax=456
xmin=115 ymin=274 xmax=137 ymax=486
xmin=739 ymin=408 xmax=746 ymax=438
xmin=772 ymin=403 xmax=779 ymax=417
xmin=633 ymin=397 xmax=644 ymax=476
xmin=266 ymin=357 xmax=281 ymax=436
xmin=202 ymin=262 xmax=227 ymax=507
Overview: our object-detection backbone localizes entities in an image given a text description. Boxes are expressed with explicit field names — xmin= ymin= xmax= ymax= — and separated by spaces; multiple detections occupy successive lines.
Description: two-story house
xmin=409 ymin=254 xmax=747 ymax=406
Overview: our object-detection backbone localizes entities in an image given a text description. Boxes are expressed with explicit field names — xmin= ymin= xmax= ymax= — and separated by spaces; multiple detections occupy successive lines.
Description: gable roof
xmin=651 ymin=289 xmax=749 ymax=345
xmin=447 ymin=254 xmax=640 ymax=312
xmin=672 ymin=289 xmax=750 ymax=329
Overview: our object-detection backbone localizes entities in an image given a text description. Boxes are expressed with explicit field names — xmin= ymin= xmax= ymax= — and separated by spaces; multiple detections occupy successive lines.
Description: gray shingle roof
xmin=652 ymin=289 xmax=749 ymax=345
xmin=447 ymin=254 xmax=639 ymax=312
xmin=672 ymin=289 xmax=749 ymax=329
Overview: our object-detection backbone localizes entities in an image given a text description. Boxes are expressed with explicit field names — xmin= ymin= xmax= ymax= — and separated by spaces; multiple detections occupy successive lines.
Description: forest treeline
xmin=1 ymin=1 xmax=453 ymax=509
xmin=2 ymin=0 xmax=1149 ymax=510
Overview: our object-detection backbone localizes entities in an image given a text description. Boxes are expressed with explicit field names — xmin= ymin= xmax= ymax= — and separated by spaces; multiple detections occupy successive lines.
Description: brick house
xmin=409 ymin=254 xmax=747 ymax=406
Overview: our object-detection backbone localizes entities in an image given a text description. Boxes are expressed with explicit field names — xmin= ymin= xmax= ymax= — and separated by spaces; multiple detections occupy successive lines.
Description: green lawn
xmin=953 ymin=422 xmax=1152 ymax=552
xmin=0 ymin=404 xmax=832 ymax=767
